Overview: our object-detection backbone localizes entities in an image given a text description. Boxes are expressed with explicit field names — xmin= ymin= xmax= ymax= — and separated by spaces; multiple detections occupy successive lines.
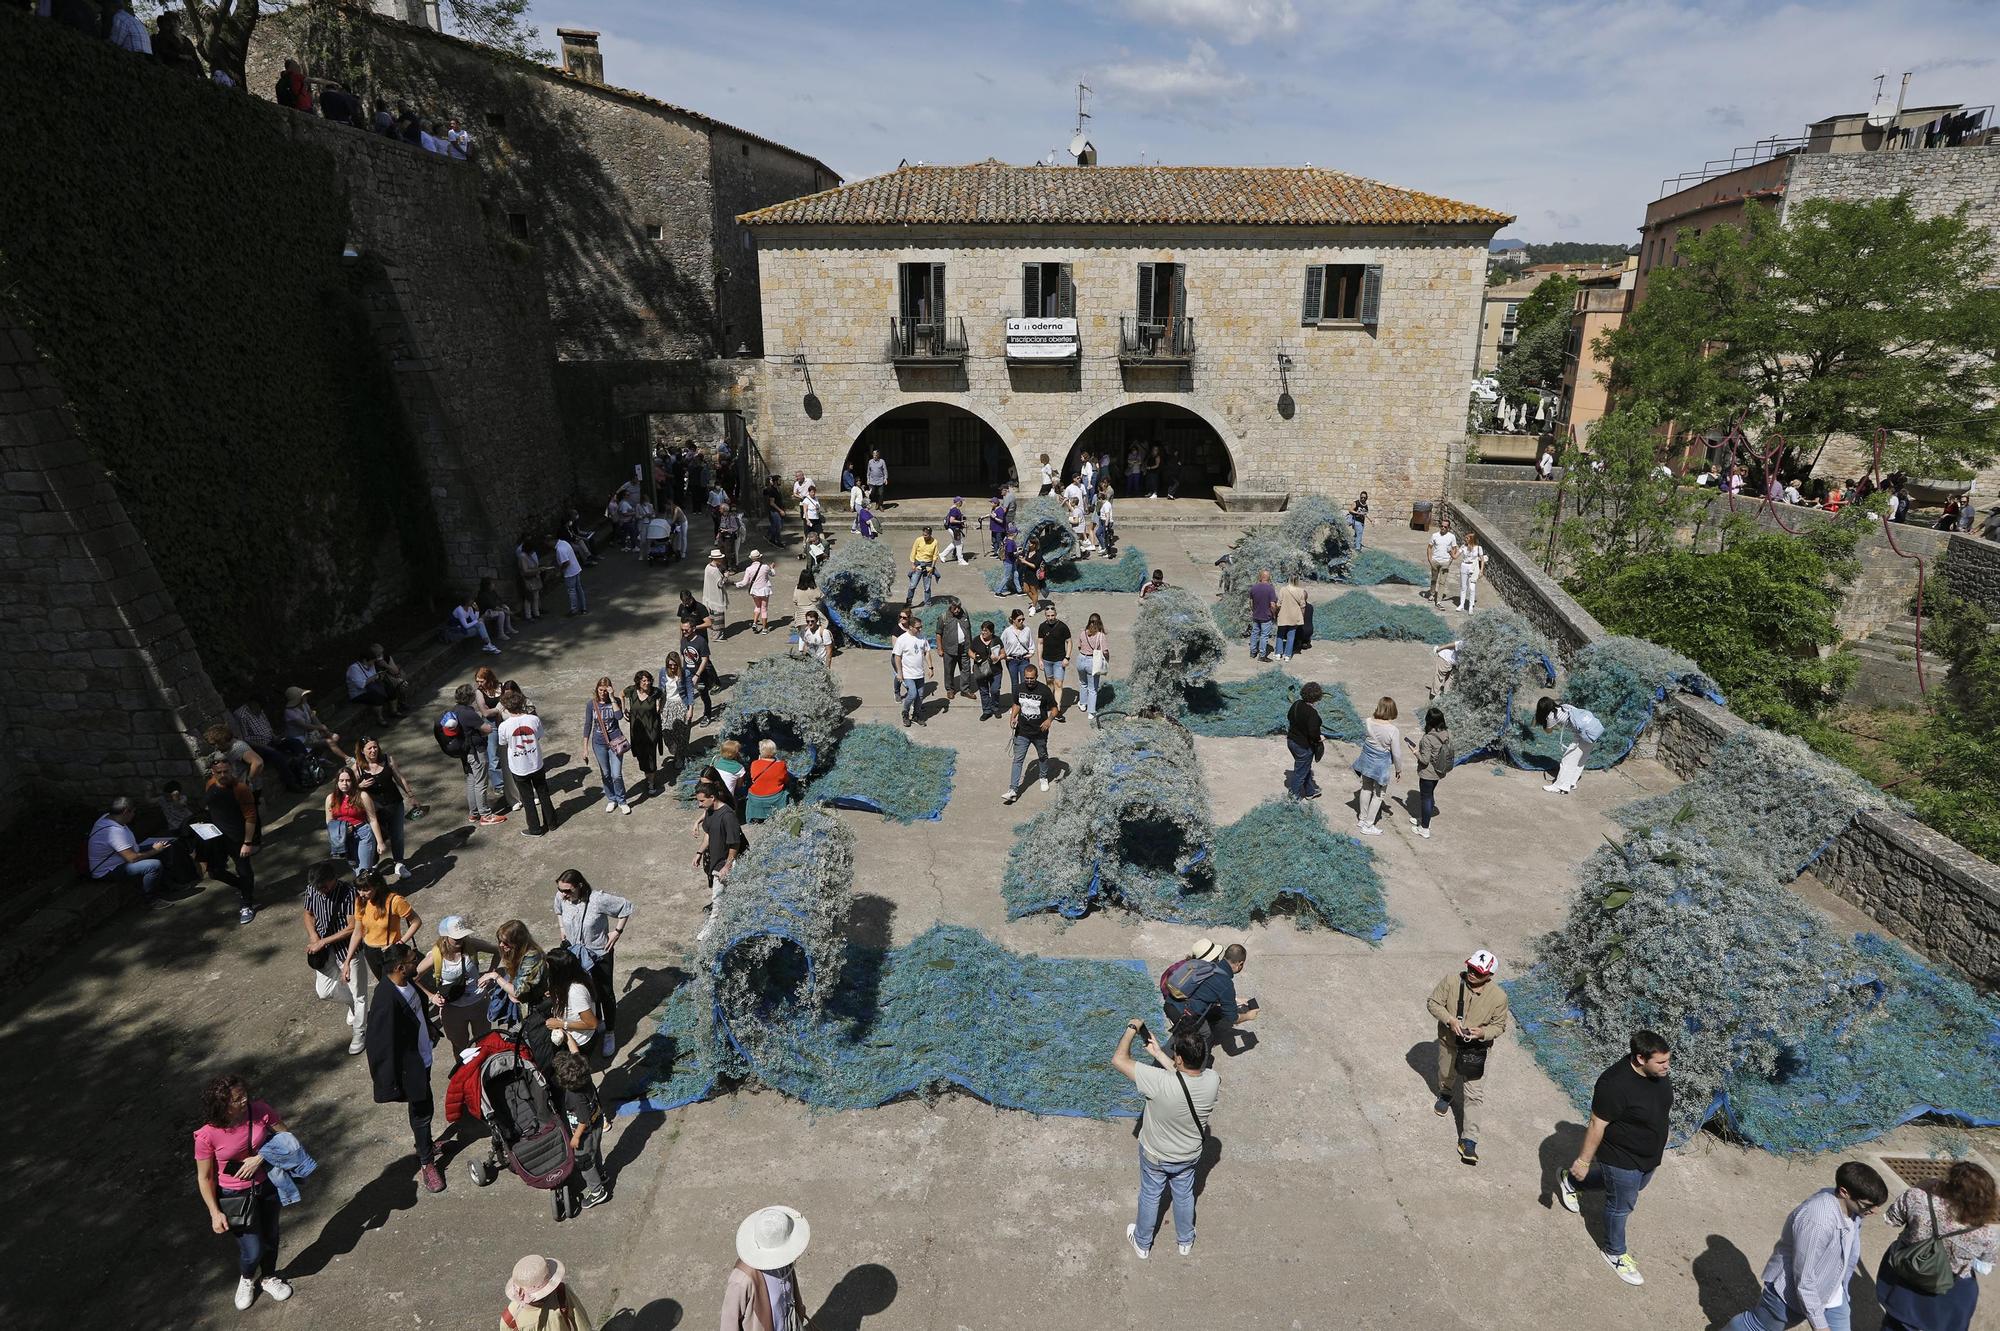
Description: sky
xmin=528 ymin=0 xmax=2000 ymax=243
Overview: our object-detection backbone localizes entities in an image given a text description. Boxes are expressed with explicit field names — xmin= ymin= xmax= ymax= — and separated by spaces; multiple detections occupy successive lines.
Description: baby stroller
xmin=460 ymin=1029 xmax=574 ymax=1215
xmin=645 ymin=517 xmax=673 ymax=564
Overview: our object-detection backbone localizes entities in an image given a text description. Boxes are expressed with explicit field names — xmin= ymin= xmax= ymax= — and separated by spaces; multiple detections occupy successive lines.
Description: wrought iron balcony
xmin=1118 ymin=316 xmax=1194 ymax=364
xmin=888 ymin=316 xmax=967 ymax=364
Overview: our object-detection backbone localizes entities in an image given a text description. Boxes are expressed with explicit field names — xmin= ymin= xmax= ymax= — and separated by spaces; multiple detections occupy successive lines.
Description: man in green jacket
xmin=1426 ymin=949 xmax=1510 ymax=1166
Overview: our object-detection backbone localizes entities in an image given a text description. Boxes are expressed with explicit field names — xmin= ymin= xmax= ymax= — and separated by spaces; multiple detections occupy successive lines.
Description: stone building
xmin=1474 ymin=273 xmax=1548 ymax=376
xmin=740 ymin=163 xmax=1510 ymax=508
xmin=247 ymin=10 xmax=838 ymax=476
xmin=1554 ymin=258 xmax=1637 ymax=444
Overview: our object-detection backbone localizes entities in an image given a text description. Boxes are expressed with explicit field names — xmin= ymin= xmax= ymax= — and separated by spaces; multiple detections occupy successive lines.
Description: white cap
xmin=1466 ymin=949 xmax=1498 ymax=976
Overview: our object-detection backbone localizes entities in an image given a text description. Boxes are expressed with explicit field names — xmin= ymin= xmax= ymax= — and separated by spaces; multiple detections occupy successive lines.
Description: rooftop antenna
xmin=1069 ymin=81 xmax=1096 ymax=165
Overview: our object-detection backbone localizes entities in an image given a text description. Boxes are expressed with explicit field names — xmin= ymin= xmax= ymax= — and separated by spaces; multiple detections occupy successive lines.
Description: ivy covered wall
xmin=0 ymin=11 xmax=445 ymax=680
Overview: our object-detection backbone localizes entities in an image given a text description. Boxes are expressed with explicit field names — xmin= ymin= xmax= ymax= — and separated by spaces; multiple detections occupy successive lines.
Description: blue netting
xmin=1313 ymin=589 xmax=1456 ymax=645
xmin=807 ymin=723 xmax=956 ymax=822
xmin=1338 ymin=548 xmax=1429 ymax=587
xmin=713 ymin=653 xmax=845 ymax=779
xmin=625 ymin=923 xmax=1155 ymax=1119
xmin=1099 ymin=670 xmax=1365 ymax=741
xmin=984 ymin=543 xmax=1150 ymax=594
xmin=1436 ymin=609 xmax=1557 ymax=767
xmin=1014 ymin=495 xmax=1079 ymax=568
xmin=820 ymin=535 xmax=899 ymax=649
xmin=1507 ymin=636 xmax=1725 ymax=773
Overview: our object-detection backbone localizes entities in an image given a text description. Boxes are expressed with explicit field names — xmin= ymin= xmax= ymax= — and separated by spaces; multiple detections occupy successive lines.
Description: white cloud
xmin=1097 ymin=39 xmax=1248 ymax=112
xmin=1117 ymin=0 xmax=1300 ymax=43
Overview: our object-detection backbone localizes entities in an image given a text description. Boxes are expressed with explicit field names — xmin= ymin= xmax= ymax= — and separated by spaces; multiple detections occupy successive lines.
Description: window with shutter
xmin=1135 ymin=262 xmax=1155 ymax=326
xmin=1168 ymin=264 xmax=1185 ymax=324
xmin=1305 ymin=263 xmax=1381 ymax=325
xmin=930 ymin=263 xmax=947 ymax=320
xmin=1300 ymin=266 xmax=1324 ymax=326
xmin=1359 ymin=264 xmax=1382 ymax=326
xmin=1055 ymin=263 xmax=1074 ymax=317
xmin=1022 ymin=264 xmax=1042 ymax=320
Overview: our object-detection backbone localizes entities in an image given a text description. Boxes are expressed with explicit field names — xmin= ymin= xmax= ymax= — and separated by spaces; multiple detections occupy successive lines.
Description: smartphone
xmin=1133 ymin=1021 xmax=1153 ymax=1047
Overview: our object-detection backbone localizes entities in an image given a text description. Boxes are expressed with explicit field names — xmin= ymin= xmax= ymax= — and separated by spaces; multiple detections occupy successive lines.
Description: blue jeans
xmin=1005 ymin=658 xmax=1026 ymax=694
xmin=229 ymin=1182 xmax=280 ymax=1279
xmin=1727 ymin=1282 xmax=1852 ymax=1331
xmin=1096 ymin=519 xmax=1114 ymax=553
xmin=1009 ymin=732 xmax=1049 ymax=790
xmin=1135 ymin=1145 xmax=1197 ymax=1251
xmin=900 ymin=678 xmax=924 ymax=723
xmin=1418 ymin=777 xmax=1439 ymax=829
xmin=258 ymin=1132 xmax=318 ymax=1206
xmin=1077 ymin=668 xmax=1100 ymax=715
xmin=565 ymin=572 xmax=586 ymax=613
xmin=1348 ymin=514 xmax=1365 ymax=549
xmin=592 ymin=740 xmax=628 ymax=804
xmin=486 ymin=729 xmax=504 ymax=791
xmin=327 ymin=821 xmax=377 ymax=871
xmin=1041 ymin=659 xmax=1066 ymax=688
xmin=908 ymin=564 xmax=935 ymax=603
xmin=978 ymin=672 xmax=1004 ymax=718
xmin=1577 ymin=1163 xmax=1653 ymax=1256
xmin=1249 ymin=620 xmax=1274 ymax=658
xmin=1002 ymin=559 xmax=1019 ymax=594
xmin=1285 ymin=738 xmax=1320 ymax=797
xmin=106 ymin=856 xmax=165 ymax=901
xmin=1278 ymin=626 xmax=1298 ymax=658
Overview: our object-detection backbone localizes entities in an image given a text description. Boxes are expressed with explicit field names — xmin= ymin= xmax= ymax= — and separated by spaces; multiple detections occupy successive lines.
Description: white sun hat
xmin=736 ymin=1205 xmax=811 ymax=1270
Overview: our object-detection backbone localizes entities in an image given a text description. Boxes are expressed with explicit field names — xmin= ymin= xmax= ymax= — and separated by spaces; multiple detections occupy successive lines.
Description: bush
xmin=808 ymin=723 xmax=956 ymax=822
xmin=1122 ymin=586 xmax=1226 ymax=716
xmin=715 ymin=653 xmax=845 ymax=778
xmin=1436 ymin=610 xmax=1557 ymax=765
xmin=1313 ymin=590 xmax=1456 ymax=645
xmin=820 ymin=536 xmax=899 ymax=649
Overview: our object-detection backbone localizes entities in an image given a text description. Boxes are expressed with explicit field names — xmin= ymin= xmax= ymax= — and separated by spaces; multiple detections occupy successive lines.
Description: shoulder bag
xmin=595 ymin=704 xmax=630 ymax=757
xmin=1883 ymin=1189 xmax=1977 ymax=1296
xmin=215 ymin=1117 xmax=267 ymax=1230
xmin=1171 ymin=1065 xmax=1211 ymax=1143
xmin=1453 ymin=979 xmax=1488 ymax=1081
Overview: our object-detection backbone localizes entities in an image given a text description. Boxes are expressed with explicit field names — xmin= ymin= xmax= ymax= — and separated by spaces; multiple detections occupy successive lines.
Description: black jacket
xmin=1286 ymin=700 xmax=1324 ymax=757
xmin=364 ymin=982 xmax=433 ymax=1105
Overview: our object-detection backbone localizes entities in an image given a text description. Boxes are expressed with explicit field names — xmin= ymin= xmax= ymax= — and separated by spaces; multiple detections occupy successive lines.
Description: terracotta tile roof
xmin=738 ymin=163 xmax=1511 ymax=228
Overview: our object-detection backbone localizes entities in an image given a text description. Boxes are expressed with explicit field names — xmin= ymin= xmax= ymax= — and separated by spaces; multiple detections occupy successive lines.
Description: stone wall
xmin=749 ymin=225 xmax=1492 ymax=510
xmin=1457 ymin=495 xmax=2000 ymax=986
xmin=1942 ymin=531 xmax=2000 ymax=615
xmin=710 ymin=129 xmax=836 ymax=357
xmin=272 ymin=111 xmax=574 ymax=585
xmin=0 ymin=316 xmax=223 ymax=804
xmin=1459 ymin=465 xmax=1985 ymax=640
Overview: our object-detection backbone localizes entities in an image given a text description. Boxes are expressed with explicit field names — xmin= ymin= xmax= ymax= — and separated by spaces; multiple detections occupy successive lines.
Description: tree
xmin=1537 ymin=406 xmax=1708 ymax=583
xmin=1495 ymin=274 xmax=1577 ymax=403
xmin=1602 ymin=196 xmax=2000 ymax=478
xmin=161 ymin=0 xmax=551 ymax=85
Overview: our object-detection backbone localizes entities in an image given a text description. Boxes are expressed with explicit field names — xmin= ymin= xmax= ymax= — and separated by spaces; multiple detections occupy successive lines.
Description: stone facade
xmin=0 ymin=316 xmax=223 ymax=805
xmin=1942 ymin=531 xmax=2000 ymax=615
xmin=748 ymin=225 xmax=1493 ymax=508
xmin=1457 ymin=495 xmax=2000 ymax=987
xmin=271 ymin=110 xmax=575 ymax=585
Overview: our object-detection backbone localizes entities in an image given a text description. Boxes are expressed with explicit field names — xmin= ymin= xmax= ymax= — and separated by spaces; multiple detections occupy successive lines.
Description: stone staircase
xmin=1845 ymin=616 xmax=1943 ymax=709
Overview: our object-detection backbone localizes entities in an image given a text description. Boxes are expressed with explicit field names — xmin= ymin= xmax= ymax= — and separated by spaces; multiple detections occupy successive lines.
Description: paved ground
xmin=3 ymin=510 xmax=1985 ymax=1330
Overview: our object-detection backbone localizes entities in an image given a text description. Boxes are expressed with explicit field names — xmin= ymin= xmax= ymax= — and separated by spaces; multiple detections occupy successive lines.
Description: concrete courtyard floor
xmin=4 ymin=511 xmax=1988 ymax=1330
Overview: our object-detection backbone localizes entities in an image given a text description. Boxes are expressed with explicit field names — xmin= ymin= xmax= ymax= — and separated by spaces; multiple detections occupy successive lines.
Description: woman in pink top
xmin=193 ymin=1074 xmax=294 ymax=1310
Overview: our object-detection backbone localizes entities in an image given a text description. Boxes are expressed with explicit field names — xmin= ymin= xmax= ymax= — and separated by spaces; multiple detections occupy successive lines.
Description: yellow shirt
xmin=910 ymin=535 xmax=939 ymax=564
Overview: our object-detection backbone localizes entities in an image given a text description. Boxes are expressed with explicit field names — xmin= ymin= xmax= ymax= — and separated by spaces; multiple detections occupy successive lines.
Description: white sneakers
xmin=235 ymin=1278 xmax=256 ymax=1310
xmin=619 ymin=803 xmax=632 ymax=816
xmin=1358 ymin=824 xmax=1383 ymax=836
xmin=1039 ymin=777 xmax=1049 ymax=792
xmin=347 ymin=1028 xmax=366 ymax=1055
xmin=1126 ymin=1224 xmax=1148 ymax=1260
xmin=1416 ymin=827 xmax=1432 ymax=839
xmin=1001 ymin=788 xmax=1018 ymax=805
xmin=604 ymin=800 xmax=618 ymax=813
xmin=261 ymin=1277 xmax=293 ymax=1302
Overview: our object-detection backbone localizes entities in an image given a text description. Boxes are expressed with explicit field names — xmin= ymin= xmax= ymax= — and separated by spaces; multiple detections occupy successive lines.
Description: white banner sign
xmin=1006 ymin=316 xmax=1078 ymax=360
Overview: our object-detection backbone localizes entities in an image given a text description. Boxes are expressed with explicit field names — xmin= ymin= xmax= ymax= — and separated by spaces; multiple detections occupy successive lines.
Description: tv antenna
xmin=1068 ymin=81 xmax=1096 ymax=164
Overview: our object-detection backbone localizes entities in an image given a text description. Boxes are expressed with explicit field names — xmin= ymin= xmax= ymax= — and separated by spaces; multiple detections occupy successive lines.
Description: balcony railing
xmin=1118 ymin=315 xmax=1195 ymax=364
xmin=888 ymin=316 xmax=966 ymax=364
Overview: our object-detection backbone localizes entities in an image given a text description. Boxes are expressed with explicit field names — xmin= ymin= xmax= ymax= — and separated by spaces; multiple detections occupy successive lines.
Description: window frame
xmin=1021 ymin=261 xmax=1075 ymax=319
xmin=1300 ymin=263 xmax=1383 ymax=328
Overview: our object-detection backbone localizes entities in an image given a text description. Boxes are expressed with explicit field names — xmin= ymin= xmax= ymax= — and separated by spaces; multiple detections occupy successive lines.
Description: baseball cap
xmin=1466 ymin=949 xmax=1498 ymax=976
xmin=437 ymin=915 xmax=473 ymax=940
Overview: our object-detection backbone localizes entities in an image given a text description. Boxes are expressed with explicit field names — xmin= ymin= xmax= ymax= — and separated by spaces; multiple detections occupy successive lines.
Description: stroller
xmin=645 ymin=517 xmax=673 ymax=564
xmin=458 ymin=1029 xmax=575 ymax=1216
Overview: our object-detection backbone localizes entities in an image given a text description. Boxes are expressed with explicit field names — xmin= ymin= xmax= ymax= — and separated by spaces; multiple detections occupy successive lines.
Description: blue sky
xmin=530 ymin=0 xmax=1999 ymax=241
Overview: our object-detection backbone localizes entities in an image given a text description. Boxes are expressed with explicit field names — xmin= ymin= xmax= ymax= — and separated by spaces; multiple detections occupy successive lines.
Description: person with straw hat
xmin=723 ymin=1205 xmax=811 ymax=1331
xmin=502 ymin=1253 xmax=592 ymax=1330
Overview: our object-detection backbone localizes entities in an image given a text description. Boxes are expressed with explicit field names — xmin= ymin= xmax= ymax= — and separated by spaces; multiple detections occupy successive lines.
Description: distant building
xmin=738 ymin=162 xmax=1510 ymax=508
xmin=1474 ymin=273 xmax=1550 ymax=376
xmin=1555 ymin=258 xmax=1637 ymax=444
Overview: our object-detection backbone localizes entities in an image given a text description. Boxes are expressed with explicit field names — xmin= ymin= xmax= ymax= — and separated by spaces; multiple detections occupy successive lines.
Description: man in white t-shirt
xmin=553 ymin=537 xmax=586 ymax=616
xmin=892 ymin=619 xmax=932 ymax=727
xmin=87 ymin=796 xmax=172 ymax=906
xmin=1111 ymin=1017 xmax=1218 ymax=1259
xmin=498 ymin=695 xmax=559 ymax=836
xmin=1537 ymin=449 xmax=1556 ymax=482
xmin=1425 ymin=519 xmax=1460 ymax=604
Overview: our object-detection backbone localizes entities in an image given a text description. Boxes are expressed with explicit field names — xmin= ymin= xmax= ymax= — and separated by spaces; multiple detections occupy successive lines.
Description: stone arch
xmin=835 ymin=398 xmax=1020 ymax=499
xmin=1060 ymin=392 xmax=1242 ymax=495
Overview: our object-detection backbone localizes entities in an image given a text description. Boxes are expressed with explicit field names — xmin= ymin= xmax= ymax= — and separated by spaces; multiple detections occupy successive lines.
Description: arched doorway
xmin=1064 ymin=402 xmax=1235 ymax=499
xmin=846 ymin=403 xmax=1017 ymax=504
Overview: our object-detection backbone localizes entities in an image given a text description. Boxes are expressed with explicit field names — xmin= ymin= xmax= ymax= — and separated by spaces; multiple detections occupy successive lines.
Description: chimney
xmin=557 ymin=29 xmax=603 ymax=85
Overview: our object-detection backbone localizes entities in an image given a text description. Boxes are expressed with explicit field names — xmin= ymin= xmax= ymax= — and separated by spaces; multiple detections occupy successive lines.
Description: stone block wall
xmin=1942 ymin=531 xmax=2000 ymax=616
xmin=1458 ymin=495 xmax=2000 ymax=986
xmin=0 ymin=317 xmax=223 ymax=804
xmin=270 ymin=110 xmax=576 ymax=583
xmin=749 ymin=225 xmax=1491 ymax=510
xmin=710 ymin=129 xmax=838 ymax=357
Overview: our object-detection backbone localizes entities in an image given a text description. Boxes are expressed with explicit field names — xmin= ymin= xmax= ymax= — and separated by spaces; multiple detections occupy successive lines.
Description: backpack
xmin=1160 ymin=957 xmax=1220 ymax=1010
xmin=434 ymin=709 xmax=471 ymax=759
xmin=1883 ymin=1190 xmax=1977 ymax=1297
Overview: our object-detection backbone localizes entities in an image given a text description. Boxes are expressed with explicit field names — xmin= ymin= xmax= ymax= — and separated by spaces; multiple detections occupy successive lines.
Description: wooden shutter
xmin=1056 ymin=263 xmax=1074 ymax=317
xmin=1301 ymin=265 xmax=1325 ymax=325
xmin=1136 ymin=262 xmax=1155 ymax=324
xmin=1169 ymin=263 xmax=1186 ymax=325
xmin=1022 ymin=264 xmax=1041 ymax=319
xmin=930 ymin=263 xmax=947 ymax=320
xmin=1360 ymin=264 xmax=1383 ymax=326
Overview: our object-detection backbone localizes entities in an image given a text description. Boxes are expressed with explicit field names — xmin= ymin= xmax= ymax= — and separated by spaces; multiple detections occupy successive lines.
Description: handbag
xmin=1452 ymin=979 xmax=1488 ymax=1081
xmin=595 ymin=705 xmax=630 ymax=757
xmin=1883 ymin=1190 xmax=1977 ymax=1296
xmin=217 ymin=1185 xmax=261 ymax=1231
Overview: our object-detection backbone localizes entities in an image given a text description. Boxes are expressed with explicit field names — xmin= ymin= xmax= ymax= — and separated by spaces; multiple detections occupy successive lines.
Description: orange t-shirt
xmin=356 ymin=892 xmax=413 ymax=948
xmin=748 ymin=758 xmax=789 ymax=797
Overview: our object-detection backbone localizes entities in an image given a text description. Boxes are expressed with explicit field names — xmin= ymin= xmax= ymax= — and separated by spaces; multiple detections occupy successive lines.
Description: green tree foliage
xmin=1874 ymin=572 xmax=2000 ymax=859
xmin=1514 ymin=242 xmax=1633 ymax=265
xmin=1539 ymin=407 xmax=1710 ymax=583
xmin=164 ymin=0 xmax=552 ymax=84
xmin=1494 ymin=275 xmax=1577 ymax=402
xmin=1602 ymin=197 xmax=2000 ymax=477
xmin=1576 ymin=511 xmax=1870 ymax=730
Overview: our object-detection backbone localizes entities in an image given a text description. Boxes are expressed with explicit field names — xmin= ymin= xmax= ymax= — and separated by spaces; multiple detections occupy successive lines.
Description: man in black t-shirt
xmin=1036 ymin=604 xmax=1073 ymax=723
xmin=1558 ymin=1030 xmax=1673 ymax=1287
xmin=1003 ymin=665 xmax=1057 ymax=804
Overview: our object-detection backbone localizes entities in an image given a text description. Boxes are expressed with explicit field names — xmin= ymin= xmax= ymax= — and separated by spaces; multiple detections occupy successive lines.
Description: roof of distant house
xmin=341 ymin=7 xmax=838 ymax=178
xmin=738 ymin=163 xmax=1512 ymax=228
xmin=1484 ymin=275 xmax=1552 ymax=300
